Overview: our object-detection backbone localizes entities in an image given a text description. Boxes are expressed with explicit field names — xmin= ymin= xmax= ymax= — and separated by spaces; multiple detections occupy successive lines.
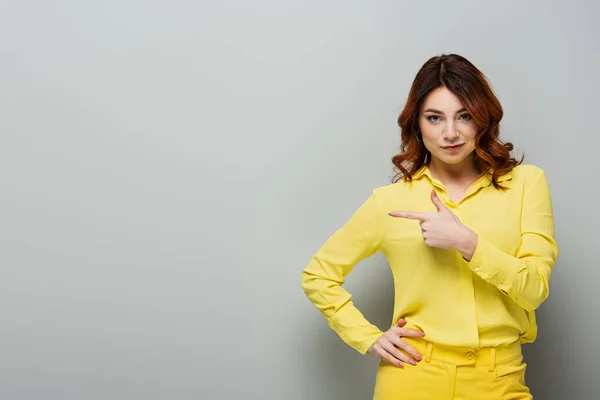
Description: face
xmin=418 ymin=86 xmax=478 ymax=168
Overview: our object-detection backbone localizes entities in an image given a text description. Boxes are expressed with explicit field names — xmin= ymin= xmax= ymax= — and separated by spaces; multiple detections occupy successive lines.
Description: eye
xmin=459 ymin=113 xmax=472 ymax=121
xmin=426 ymin=115 xmax=440 ymax=122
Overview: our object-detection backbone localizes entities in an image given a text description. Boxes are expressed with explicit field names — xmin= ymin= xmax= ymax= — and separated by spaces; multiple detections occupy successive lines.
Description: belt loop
xmin=424 ymin=342 xmax=433 ymax=363
xmin=488 ymin=348 xmax=496 ymax=372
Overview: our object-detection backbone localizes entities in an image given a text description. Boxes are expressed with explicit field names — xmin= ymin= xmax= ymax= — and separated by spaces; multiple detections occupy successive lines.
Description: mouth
xmin=441 ymin=144 xmax=464 ymax=152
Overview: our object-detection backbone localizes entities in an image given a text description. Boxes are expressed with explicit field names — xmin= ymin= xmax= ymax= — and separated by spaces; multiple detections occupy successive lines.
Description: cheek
xmin=421 ymin=137 xmax=438 ymax=153
xmin=463 ymin=133 xmax=477 ymax=149
xmin=420 ymin=128 xmax=440 ymax=145
xmin=461 ymin=124 xmax=478 ymax=143
xmin=463 ymin=122 xmax=479 ymax=137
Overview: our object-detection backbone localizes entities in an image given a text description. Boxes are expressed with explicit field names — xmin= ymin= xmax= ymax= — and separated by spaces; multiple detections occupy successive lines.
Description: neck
xmin=426 ymin=155 xmax=480 ymax=186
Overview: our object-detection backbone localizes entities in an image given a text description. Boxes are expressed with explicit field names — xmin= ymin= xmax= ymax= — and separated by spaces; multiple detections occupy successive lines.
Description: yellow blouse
xmin=301 ymin=164 xmax=558 ymax=355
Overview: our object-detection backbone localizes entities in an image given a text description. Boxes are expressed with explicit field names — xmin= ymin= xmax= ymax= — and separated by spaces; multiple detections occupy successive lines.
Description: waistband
xmin=402 ymin=337 xmax=522 ymax=371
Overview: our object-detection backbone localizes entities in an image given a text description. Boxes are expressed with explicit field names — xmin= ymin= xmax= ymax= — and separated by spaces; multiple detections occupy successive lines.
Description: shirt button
xmin=357 ymin=345 xmax=362 ymax=350
xmin=474 ymin=267 xmax=480 ymax=272
xmin=466 ymin=351 xmax=475 ymax=360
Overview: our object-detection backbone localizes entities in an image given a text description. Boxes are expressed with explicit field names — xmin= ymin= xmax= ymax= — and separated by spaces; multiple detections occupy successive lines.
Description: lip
xmin=441 ymin=144 xmax=464 ymax=152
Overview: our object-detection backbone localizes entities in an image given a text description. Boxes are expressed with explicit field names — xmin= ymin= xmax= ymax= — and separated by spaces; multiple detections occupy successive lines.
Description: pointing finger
xmin=388 ymin=211 xmax=427 ymax=220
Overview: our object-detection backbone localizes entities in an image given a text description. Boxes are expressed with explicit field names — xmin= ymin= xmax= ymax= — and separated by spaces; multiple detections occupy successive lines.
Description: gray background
xmin=1 ymin=0 xmax=597 ymax=399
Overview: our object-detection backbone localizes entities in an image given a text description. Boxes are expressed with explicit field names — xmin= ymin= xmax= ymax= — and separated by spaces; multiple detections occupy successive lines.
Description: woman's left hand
xmin=388 ymin=190 xmax=477 ymax=258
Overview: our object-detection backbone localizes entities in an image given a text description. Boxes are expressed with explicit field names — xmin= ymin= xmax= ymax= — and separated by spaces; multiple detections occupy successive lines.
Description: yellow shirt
xmin=301 ymin=164 xmax=558 ymax=355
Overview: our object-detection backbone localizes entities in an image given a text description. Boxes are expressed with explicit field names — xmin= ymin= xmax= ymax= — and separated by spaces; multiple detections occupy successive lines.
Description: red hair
xmin=392 ymin=54 xmax=522 ymax=188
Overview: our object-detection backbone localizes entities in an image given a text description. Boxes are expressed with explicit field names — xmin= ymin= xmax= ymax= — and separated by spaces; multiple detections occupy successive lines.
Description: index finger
xmin=388 ymin=211 xmax=428 ymax=220
xmin=392 ymin=337 xmax=423 ymax=363
xmin=395 ymin=327 xmax=426 ymax=338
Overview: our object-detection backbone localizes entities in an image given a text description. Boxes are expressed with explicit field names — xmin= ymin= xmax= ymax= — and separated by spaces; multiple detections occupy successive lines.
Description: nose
xmin=443 ymin=121 xmax=460 ymax=140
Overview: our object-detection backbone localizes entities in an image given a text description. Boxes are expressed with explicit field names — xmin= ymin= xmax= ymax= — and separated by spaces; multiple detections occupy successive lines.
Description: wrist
xmin=456 ymin=227 xmax=478 ymax=261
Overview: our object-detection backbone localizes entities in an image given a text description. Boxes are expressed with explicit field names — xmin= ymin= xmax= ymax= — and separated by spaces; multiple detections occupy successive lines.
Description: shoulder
xmin=508 ymin=164 xmax=547 ymax=181
xmin=368 ymin=180 xmax=420 ymax=211
xmin=504 ymin=164 xmax=552 ymax=194
xmin=371 ymin=180 xmax=412 ymax=198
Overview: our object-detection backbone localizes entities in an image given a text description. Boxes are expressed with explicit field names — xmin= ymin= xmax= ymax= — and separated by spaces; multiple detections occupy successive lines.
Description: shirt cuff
xmin=467 ymin=235 xmax=519 ymax=295
xmin=327 ymin=304 xmax=384 ymax=355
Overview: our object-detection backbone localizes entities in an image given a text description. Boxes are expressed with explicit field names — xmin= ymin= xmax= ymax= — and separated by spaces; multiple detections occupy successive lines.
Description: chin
xmin=431 ymin=152 xmax=472 ymax=166
xmin=435 ymin=154 xmax=466 ymax=163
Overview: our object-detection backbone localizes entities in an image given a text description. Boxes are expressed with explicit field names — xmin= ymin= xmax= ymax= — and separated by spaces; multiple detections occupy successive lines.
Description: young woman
xmin=301 ymin=54 xmax=558 ymax=399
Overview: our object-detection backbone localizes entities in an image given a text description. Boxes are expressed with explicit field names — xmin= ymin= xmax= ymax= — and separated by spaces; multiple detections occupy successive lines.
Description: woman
xmin=301 ymin=54 xmax=558 ymax=399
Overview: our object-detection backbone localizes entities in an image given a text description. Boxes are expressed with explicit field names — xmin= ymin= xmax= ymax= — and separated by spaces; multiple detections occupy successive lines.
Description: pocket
xmin=495 ymin=359 xmax=527 ymax=379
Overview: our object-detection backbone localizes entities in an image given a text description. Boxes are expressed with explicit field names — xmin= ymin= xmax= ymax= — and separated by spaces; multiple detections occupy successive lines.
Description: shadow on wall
xmin=523 ymin=274 xmax=589 ymax=400
xmin=522 ymin=310 xmax=561 ymax=399
xmin=300 ymin=255 xmax=394 ymax=400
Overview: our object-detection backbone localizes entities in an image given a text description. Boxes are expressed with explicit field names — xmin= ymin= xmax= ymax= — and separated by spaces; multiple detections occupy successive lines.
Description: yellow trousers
xmin=373 ymin=338 xmax=532 ymax=400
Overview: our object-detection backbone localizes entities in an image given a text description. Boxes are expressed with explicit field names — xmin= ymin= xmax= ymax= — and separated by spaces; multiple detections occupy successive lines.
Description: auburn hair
xmin=392 ymin=54 xmax=522 ymax=188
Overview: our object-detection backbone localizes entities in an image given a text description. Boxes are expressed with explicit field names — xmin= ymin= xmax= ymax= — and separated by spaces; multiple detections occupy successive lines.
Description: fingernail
xmin=416 ymin=354 xmax=423 ymax=361
xmin=409 ymin=360 xmax=417 ymax=366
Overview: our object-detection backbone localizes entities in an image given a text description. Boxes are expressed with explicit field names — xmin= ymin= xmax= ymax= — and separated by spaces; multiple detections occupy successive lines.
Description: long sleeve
xmin=467 ymin=168 xmax=559 ymax=311
xmin=301 ymin=192 xmax=384 ymax=354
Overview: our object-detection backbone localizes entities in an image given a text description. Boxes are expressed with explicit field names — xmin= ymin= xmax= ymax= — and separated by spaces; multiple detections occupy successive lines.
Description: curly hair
xmin=392 ymin=54 xmax=522 ymax=188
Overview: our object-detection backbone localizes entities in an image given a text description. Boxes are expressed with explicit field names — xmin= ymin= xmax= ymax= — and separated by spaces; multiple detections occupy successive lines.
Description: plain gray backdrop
xmin=1 ymin=0 xmax=598 ymax=399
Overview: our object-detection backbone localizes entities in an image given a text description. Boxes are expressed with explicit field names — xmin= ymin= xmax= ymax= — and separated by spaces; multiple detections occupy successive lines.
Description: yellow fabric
xmin=301 ymin=164 xmax=558 ymax=355
xmin=373 ymin=337 xmax=531 ymax=399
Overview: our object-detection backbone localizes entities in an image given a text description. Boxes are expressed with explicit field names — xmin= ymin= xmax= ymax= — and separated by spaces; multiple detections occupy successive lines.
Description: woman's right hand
xmin=367 ymin=318 xmax=425 ymax=368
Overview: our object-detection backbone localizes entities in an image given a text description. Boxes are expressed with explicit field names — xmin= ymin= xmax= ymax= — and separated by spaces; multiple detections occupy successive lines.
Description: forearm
xmin=301 ymin=267 xmax=384 ymax=354
xmin=461 ymin=234 xmax=557 ymax=311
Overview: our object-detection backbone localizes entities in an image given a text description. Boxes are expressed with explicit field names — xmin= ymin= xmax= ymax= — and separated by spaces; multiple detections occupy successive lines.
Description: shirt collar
xmin=411 ymin=164 xmax=513 ymax=187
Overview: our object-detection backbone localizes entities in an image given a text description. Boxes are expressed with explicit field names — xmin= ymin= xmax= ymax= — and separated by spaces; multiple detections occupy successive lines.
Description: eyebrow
xmin=423 ymin=108 xmax=468 ymax=115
